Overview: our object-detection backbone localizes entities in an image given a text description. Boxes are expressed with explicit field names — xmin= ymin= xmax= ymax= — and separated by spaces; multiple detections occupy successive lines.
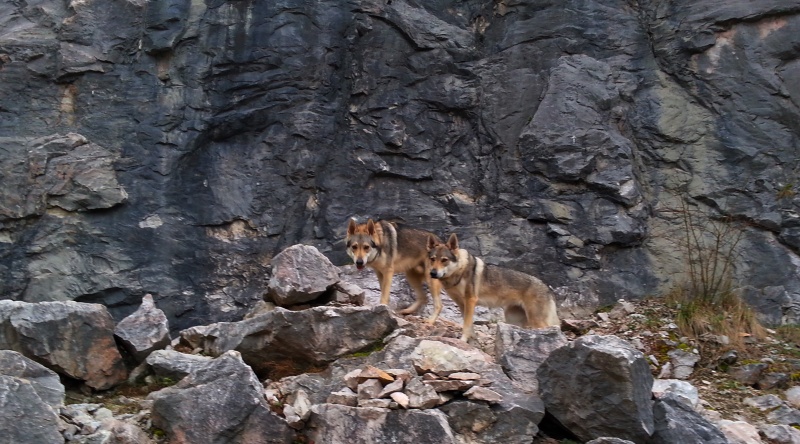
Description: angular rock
xmin=178 ymin=305 xmax=397 ymax=378
xmin=729 ymin=363 xmax=769 ymax=386
xmin=0 ymin=375 xmax=63 ymax=444
xmin=768 ymin=406 xmax=800 ymax=426
xmin=267 ymin=244 xmax=340 ymax=306
xmin=378 ymin=378 xmax=405 ymax=397
xmin=0 ymin=300 xmax=127 ymax=390
xmin=412 ymin=339 xmax=493 ymax=376
xmin=307 ymin=404 xmax=457 ymax=443
xmin=786 ymin=386 xmax=800 ymax=408
xmin=358 ymin=365 xmax=394 ymax=384
xmin=648 ymin=393 xmax=727 ymax=444
xmin=148 ymin=351 xmax=294 ymax=443
xmin=537 ymin=335 xmax=654 ymax=442
xmin=756 ymin=372 xmax=789 ymax=390
xmin=463 ymin=386 xmax=503 ymax=404
xmin=328 ymin=387 xmax=358 ymax=407
xmin=114 ymin=294 xmax=171 ymax=363
xmin=760 ymin=424 xmax=800 ymax=444
xmin=495 ymin=324 xmax=568 ymax=393
xmin=743 ymin=394 xmax=784 ymax=411
xmin=667 ymin=349 xmax=699 ymax=380
xmin=391 ymin=391 xmax=410 ymax=409
xmin=424 ymin=379 xmax=475 ymax=392
xmin=651 ymin=379 xmax=699 ymax=408
xmin=333 ymin=281 xmax=366 ymax=305
xmin=0 ymin=350 xmax=65 ymax=409
xmin=717 ymin=420 xmax=763 ymax=444
xmin=406 ymin=377 xmax=440 ymax=409
xmin=357 ymin=378 xmax=384 ymax=400
xmin=145 ymin=349 xmax=213 ymax=382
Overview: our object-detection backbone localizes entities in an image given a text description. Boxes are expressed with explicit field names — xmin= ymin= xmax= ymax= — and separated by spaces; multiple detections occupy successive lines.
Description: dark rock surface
xmin=0 ymin=375 xmax=64 ymax=444
xmin=1 ymin=0 xmax=799 ymax=331
xmin=537 ymin=334 xmax=655 ymax=443
xmin=148 ymin=350 xmax=295 ymax=444
xmin=178 ymin=305 xmax=398 ymax=378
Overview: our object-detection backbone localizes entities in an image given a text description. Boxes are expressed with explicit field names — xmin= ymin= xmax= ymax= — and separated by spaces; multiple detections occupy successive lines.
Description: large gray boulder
xmin=648 ymin=393 xmax=727 ymax=444
xmin=307 ymin=404 xmax=457 ymax=444
xmin=178 ymin=305 xmax=398 ymax=377
xmin=149 ymin=350 xmax=294 ymax=444
xmin=267 ymin=244 xmax=340 ymax=306
xmin=495 ymin=324 xmax=568 ymax=393
xmin=0 ymin=349 xmax=65 ymax=409
xmin=114 ymin=294 xmax=171 ymax=363
xmin=537 ymin=335 xmax=655 ymax=442
xmin=0 ymin=375 xmax=64 ymax=444
xmin=0 ymin=300 xmax=127 ymax=390
xmin=145 ymin=349 xmax=213 ymax=382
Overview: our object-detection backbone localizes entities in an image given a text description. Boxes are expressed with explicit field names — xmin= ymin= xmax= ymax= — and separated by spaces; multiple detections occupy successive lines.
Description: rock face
xmin=0 ymin=300 xmax=128 ymax=390
xmin=537 ymin=335 xmax=655 ymax=443
xmin=1 ymin=0 xmax=800 ymax=331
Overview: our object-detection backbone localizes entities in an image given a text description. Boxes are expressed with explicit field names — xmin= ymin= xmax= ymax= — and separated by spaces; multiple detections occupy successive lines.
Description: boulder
xmin=145 ymin=349 xmax=213 ymax=382
xmin=760 ymin=424 xmax=800 ymax=444
xmin=648 ymin=393 xmax=727 ymax=444
xmin=717 ymin=420 xmax=763 ymax=444
xmin=148 ymin=351 xmax=294 ymax=444
xmin=0 ymin=300 xmax=127 ymax=390
xmin=114 ymin=294 xmax=171 ymax=363
xmin=178 ymin=305 xmax=398 ymax=378
xmin=0 ymin=375 xmax=63 ymax=444
xmin=495 ymin=324 xmax=568 ymax=393
xmin=537 ymin=335 xmax=654 ymax=442
xmin=651 ymin=379 xmax=699 ymax=408
xmin=307 ymin=404 xmax=457 ymax=444
xmin=0 ymin=349 xmax=65 ymax=409
xmin=267 ymin=244 xmax=340 ymax=306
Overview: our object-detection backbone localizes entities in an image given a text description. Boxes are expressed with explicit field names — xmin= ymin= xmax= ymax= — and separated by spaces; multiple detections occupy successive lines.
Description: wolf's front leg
xmin=377 ymin=269 xmax=394 ymax=306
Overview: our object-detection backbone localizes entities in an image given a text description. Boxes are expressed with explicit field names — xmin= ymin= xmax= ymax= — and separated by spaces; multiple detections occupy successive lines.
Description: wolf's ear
xmin=347 ymin=218 xmax=357 ymax=236
xmin=427 ymin=235 xmax=437 ymax=250
xmin=447 ymin=233 xmax=459 ymax=251
xmin=366 ymin=219 xmax=376 ymax=236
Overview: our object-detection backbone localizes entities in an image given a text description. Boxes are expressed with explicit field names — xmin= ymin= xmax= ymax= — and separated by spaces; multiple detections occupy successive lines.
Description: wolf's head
xmin=346 ymin=218 xmax=380 ymax=270
xmin=427 ymin=233 xmax=460 ymax=279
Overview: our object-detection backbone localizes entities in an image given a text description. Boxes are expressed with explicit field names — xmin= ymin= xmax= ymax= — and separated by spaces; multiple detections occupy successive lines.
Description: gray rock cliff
xmin=1 ymin=0 xmax=799 ymax=330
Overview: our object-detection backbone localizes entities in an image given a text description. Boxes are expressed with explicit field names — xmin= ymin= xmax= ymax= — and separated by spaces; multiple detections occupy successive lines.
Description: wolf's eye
xmin=351 ymin=245 xmax=357 ymax=250
xmin=441 ymin=258 xmax=448 ymax=264
xmin=364 ymin=245 xmax=370 ymax=251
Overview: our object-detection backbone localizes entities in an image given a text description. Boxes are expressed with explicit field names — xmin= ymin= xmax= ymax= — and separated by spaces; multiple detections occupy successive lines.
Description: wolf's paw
xmin=397 ymin=306 xmax=417 ymax=315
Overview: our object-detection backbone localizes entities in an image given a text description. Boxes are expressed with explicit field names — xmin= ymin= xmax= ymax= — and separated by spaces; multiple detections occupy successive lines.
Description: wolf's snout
xmin=355 ymin=259 xmax=365 ymax=269
xmin=430 ymin=270 xmax=439 ymax=279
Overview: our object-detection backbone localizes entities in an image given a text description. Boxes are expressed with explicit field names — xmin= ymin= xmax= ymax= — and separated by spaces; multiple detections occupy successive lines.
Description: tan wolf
xmin=427 ymin=233 xmax=560 ymax=341
xmin=346 ymin=218 xmax=443 ymax=321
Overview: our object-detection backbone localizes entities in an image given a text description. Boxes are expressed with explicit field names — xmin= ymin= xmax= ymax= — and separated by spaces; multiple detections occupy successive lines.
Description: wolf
xmin=427 ymin=233 xmax=560 ymax=341
xmin=346 ymin=218 xmax=443 ymax=321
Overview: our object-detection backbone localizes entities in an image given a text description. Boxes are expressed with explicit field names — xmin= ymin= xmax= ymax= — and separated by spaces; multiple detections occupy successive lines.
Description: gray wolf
xmin=346 ymin=218 xmax=443 ymax=321
xmin=427 ymin=233 xmax=560 ymax=341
